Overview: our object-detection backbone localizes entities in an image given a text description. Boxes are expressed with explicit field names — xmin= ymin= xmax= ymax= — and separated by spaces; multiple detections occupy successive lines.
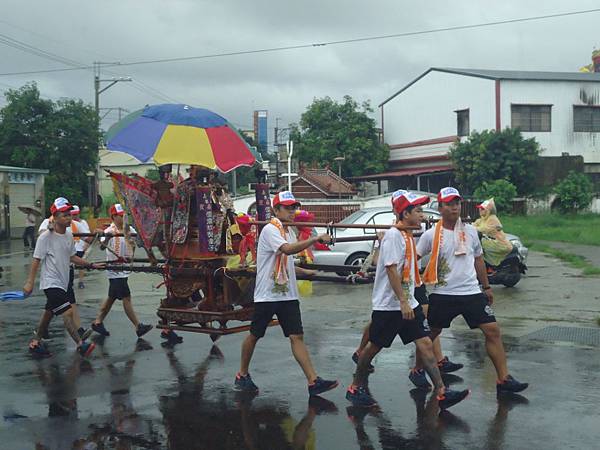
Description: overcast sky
xmin=1 ymin=0 xmax=598 ymax=149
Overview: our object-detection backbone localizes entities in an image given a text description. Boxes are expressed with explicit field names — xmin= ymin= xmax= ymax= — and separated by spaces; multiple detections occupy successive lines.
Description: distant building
xmin=375 ymin=67 xmax=600 ymax=192
xmin=292 ymin=168 xmax=357 ymax=199
xmin=0 ymin=165 xmax=48 ymax=239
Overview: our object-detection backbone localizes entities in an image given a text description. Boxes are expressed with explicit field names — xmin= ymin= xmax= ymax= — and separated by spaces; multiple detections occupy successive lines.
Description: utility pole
xmin=92 ymin=62 xmax=132 ymax=214
xmin=334 ymin=155 xmax=346 ymax=199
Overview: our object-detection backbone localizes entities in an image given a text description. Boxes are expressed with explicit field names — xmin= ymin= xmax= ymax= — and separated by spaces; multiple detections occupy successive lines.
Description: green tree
xmin=449 ymin=128 xmax=541 ymax=195
xmin=554 ymin=171 xmax=594 ymax=213
xmin=0 ymin=83 xmax=100 ymax=210
xmin=474 ymin=179 xmax=518 ymax=214
xmin=290 ymin=95 xmax=389 ymax=178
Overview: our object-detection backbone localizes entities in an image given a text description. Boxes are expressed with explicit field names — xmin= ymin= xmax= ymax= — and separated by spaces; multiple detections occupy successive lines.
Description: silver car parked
xmin=313 ymin=207 xmax=528 ymax=268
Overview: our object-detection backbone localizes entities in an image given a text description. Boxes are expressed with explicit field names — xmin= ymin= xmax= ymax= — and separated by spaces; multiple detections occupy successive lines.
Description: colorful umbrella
xmin=105 ymin=104 xmax=257 ymax=173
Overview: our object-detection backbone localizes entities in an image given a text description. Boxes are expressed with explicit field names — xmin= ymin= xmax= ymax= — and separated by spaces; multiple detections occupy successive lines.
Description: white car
xmin=312 ymin=207 xmax=528 ymax=268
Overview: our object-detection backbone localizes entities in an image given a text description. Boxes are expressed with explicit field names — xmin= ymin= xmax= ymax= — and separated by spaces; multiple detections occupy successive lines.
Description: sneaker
xmin=92 ymin=322 xmax=110 ymax=337
xmin=409 ymin=368 xmax=432 ymax=390
xmin=78 ymin=281 xmax=85 ymax=289
xmin=78 ymin=328 xmax=93 ymax=341
xmin=78 ymin=341 xmax=96 ymax=358
xmin=161 ymin=329 xmax=183 ymax=343
xmin=308 ymin=377 xmax=339 ymax=396
xmin=437 ymin=388 xmax=470 ymax=410
xmin=352 ymin=351 xmax=375 ymax=373
xmin=346 ymin=385 xmax=377 ymax=407
xmin=497 ymin=375 xmax=529 ymax=394
xmin=234 ymin=373 xmax=259 ymax=393
xmin=136 ymin=323 xmax=153 ymax=338
xmin=438 ymin=356 xmax=463 ymax=373
xmin=28 ymin=340 xmax=51 ymax=358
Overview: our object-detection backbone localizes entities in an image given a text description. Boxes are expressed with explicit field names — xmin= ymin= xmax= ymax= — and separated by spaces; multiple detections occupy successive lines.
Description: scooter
xmin=486 ymin=246 xmax=527 ymax=287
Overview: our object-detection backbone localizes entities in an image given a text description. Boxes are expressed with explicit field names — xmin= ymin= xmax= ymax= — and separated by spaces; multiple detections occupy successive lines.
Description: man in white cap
xmin=24 ymin=197 xmax=99 ymax=358
xmin=346 ymin=191 xmax=469 ymax=409
xmin=91 ymin=204 xmax=153 ymax=339
xmin=70 ymin=205 xmax=91 ymax=289
xmin=234 ymin=191 xmax=339 ymax=397
xmin=417 ymin=187 xmax=528 ymax=395
xmin=351 ymin=190 xmax=463 ymax=382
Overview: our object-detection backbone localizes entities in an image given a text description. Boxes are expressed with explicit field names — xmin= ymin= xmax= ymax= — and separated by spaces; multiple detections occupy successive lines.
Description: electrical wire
xmin=0 ymin=8 xmax=599 ymax=77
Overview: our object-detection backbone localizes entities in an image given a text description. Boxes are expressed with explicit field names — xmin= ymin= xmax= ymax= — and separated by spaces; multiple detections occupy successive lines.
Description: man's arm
xmin=70 ymin=255 xmax=103 ymax=269
xmin=279 ymin=233 xmax=330 ymax=256
xmin=474 ymin=255 xmax=494 ymax=304
xmin=23 ymin=258 xmax=41 ymax=296
xmin=385 ymin=264 xmax=415 ymax=320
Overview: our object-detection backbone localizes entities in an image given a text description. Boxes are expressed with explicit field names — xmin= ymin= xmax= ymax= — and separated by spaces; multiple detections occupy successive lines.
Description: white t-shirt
xmin=25 ymin=213 xmax=36 ymax=227
xmin=254 ymin=223 xmax=299 ymax=302
xmin=371 ymin=227 xmax=419 ymax=311
xmin=73 ymin=219 xmax=90 ymax=252
xmin=101 ymin=223 xmax=137 ymax=279
xmin=33 ymin=229 xmax=76 ymax=291
xmin=416 ymin=224 xmax=483 ymax=296
xmin=38 ymin=218 xmax=51 ymax=234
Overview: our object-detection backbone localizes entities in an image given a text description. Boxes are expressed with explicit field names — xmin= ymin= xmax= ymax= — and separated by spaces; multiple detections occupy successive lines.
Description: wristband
xmin=482 ymin=286 xmax=491 ymax=290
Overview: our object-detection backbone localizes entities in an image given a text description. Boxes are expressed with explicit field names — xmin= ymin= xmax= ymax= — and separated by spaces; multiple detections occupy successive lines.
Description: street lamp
xmin=334 ymin=156 xmax=345 ymax=199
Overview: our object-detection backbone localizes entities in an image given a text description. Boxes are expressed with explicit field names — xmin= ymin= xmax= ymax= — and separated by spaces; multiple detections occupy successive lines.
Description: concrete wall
xmin=383 ymin=71 xmax=496 ymax=161
xmin=500 ymin=80 xmax=600 ymax=162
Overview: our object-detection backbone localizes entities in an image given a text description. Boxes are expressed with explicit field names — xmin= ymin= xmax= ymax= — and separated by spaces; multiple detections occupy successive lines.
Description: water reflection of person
xmin=33 ymin=356 xmax=88 ymax=449
xmin=484 ymin=394 xmax=529 ymax=450
xmin=238 ymin=395 xmax=337 ymax=450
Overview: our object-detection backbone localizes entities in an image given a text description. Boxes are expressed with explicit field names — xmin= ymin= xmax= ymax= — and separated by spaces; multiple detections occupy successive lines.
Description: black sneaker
xmin=78 ymin=327 xmax=93 ymax=341
xmin=28 ymin=340 xmax=51 ymax=358
xmin=161 ymin=329 xmax=183 ymax=343
xmin=136 ymin=323 xmax=153 ymax=338
xmin=409 ymin=368 xmax=432 ymax=390
xmin=234 ymin=373 xmax=259 ymax=393
xmin=346 ymin=385 xmax=377 ymax=407
xmin=352 ymin=351 xmax=375 ymax=373
xmin=308 ymin=377 xmax=339 ymax=396
xmin=78 ymin=341 xmax=96 ymax=358
xmin=497 ymin=375 xmax=528 ymax=394
xmin=437 ymin=389 xmax=470 ymax=410
xmin=438 ymin=356 xmax=463 ymax=373
xmin=92 ymin=322 xmax=110 ymax=337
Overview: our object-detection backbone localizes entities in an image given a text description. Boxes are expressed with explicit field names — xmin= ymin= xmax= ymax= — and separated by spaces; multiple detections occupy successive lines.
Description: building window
xmin=573 ymin=106 xmax=600 ymax=132
xmin=456 ymin=109 xmax=470 ymax=137
xmin=511 ymin=105 xmax=551 ymax=132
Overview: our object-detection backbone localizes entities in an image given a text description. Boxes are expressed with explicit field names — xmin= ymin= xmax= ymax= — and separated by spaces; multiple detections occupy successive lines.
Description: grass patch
xmin=503 ymin=213 xmax=600 ymax=246
xmin=530 ymin=242 xmax=600 ymax=277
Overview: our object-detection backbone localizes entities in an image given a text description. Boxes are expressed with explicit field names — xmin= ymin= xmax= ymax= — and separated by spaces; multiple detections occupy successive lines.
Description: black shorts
xmin=428 ymin=293 xmax=496 ymax=329
xmin=250 ymin=300 xmax=303 ymax=338
xmin=76 ymin=250 xmax=85 ymax=258
xmin=44 ymin=288 xmax=72 ymax=316
xmin=108 ymin=278 xmax=131 ymax=300
xmin=369 ymin=306 xmax=430 ymax=348
xmin=414 ymin=284 xmax=429 ymax=305
xmin=67 ymin=267 xmax=76 ymax=304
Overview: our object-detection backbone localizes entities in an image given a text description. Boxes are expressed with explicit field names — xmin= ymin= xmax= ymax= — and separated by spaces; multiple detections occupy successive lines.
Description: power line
xmin=1 ymin=7 xmax=599 ymax=77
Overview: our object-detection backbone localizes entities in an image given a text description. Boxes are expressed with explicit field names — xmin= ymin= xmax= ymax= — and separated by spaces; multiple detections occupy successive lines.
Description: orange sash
xmin=270 ymin=218 xmax=290 ymax=293
xmin=400 ymin=230 xmax=422 ymax=287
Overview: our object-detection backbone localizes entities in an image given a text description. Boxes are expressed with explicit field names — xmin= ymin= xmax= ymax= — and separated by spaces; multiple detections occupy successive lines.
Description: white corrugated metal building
xmin=373 ymin=68 xmax=600 ymax=192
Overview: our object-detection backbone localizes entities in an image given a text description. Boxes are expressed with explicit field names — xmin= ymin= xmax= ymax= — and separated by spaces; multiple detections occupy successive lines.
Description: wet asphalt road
xmin=1 ymin=241 xmax=599 ymax=450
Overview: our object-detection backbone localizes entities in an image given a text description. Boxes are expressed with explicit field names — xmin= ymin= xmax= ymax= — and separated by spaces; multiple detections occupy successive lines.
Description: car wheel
xmin=345 ymin=252 xmax=370 ymax=269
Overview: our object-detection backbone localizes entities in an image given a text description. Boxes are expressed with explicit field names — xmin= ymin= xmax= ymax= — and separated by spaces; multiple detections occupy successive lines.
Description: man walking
xmin=70 ymin=205 xmax=90 ymax=289
xmin=24 ymin=197 xmax=98 ymax=358
xmin=234 ymin=191 xmax=338 ymax=396
xmin=91 ymin=204 xmax=153 ymax=339
xmin=416 ymin=187 xmax=528 ymax=395
xmin=346 ymin=191 xmax=469 ymax=409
